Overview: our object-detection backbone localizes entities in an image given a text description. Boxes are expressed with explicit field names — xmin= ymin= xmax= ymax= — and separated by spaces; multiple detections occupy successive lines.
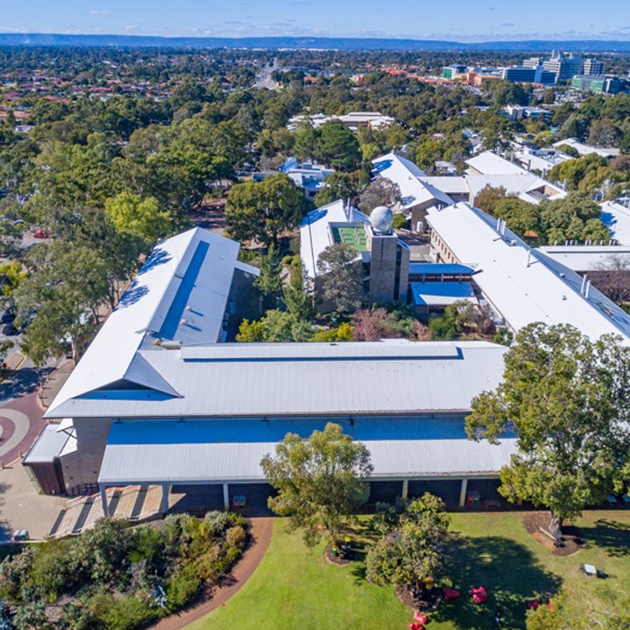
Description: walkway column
xmin=160 ymin=483 xmax=169 ymax=515
xmin=100 ymin=486 xmax=109 ymax=517
xmin=401 ymin=479 xmax=409 ymax=502
xmin=223 ymin=483 xmax=230 ymax=511
xmin=459 ymin=478 xmax=468 ymax=508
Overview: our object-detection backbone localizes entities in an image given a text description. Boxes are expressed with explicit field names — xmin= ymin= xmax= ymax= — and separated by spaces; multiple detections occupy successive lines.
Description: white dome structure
xmin=370 ymin=205 xmax=394 ymax=234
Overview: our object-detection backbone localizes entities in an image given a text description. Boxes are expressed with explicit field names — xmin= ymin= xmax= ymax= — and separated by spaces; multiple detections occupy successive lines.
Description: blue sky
xmin=2 ymin=0 xmax=629 ymax=41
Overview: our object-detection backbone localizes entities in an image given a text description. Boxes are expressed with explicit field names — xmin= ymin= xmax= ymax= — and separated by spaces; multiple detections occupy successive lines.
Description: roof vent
xmin=179 ymin=319 xmax=188 ymax=326
xmin=161 ymin=341 xmax=182 ymax=350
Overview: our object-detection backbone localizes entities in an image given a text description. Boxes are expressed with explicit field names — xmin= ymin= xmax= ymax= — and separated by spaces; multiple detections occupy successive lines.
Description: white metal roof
xmin=536 ymin=245 xmax=630 ymax=272
xmin=299 ymin=199 xmax=370 ymax=279
xmin=98 ymin=417 xmax=517 ymax=484
xmin=47 ymin=228 xmax=258 ymax=417
xmin=513 ymin=148 xmax=572 ymax=173
xmin=466 ymin=174 xmax=566 ymax=205
xmin=372 ymin=152 xmax=426 ymax=179
xmin=372 ymin=153 xmax=453 ymax=211
xmin=600 ymin=201 xmax=630 ymax=246
xmin=45 ymin=340 xmax=508 ymax=419
xmin=411 ymin=281 xmax=477 ymax=307
xmin=422 ymin=177 xmax=470 ymax=195
xmin=23 ymin=423 xmax=76 ymax=464
xmin=466 ymin=152 xmax=527 ymax=176
xmin=428 ymin=203 xmax=630 ymax=342
xmin=552 ymin=138 xmax=620 ymax=159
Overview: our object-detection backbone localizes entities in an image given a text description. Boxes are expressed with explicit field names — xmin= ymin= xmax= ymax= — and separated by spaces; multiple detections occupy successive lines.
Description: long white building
xmin=428 ymin=202 xmax=630 ymax=342
xmin=24 ymin=227 xmax=514 ymax=516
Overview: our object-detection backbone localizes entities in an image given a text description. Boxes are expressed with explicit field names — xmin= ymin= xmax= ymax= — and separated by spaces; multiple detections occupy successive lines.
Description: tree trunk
xmin=549 ymin=513 xmax=563 ymax=537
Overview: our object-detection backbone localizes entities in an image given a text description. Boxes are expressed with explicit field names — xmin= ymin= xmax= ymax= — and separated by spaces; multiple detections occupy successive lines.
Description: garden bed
xmin=522 ymin=512 xmax=585 ymax=556
xmin=396 ymin=585 xmax=443 ymax=612
xmin=0 ymin=512 xmax=249 ymax=630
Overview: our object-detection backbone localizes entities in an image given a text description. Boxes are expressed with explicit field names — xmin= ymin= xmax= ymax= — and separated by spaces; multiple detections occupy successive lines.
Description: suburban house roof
xmin=601 ymin=201 xmax=630 ymax=246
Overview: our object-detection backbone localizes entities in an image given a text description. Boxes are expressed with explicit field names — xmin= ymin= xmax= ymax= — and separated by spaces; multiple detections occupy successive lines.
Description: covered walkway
xmin=97 ymin=417 xmax=516 ymax=515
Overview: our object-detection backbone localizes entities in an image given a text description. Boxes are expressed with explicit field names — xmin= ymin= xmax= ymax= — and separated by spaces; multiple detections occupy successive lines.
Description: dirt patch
xmin=396 ymin=585 xmax=443 ymax=612
xmin=522 ymin=512 xmax=585 ymax=556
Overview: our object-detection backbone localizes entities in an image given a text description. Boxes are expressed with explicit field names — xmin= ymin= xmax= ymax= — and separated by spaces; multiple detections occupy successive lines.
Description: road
xmin=254 ymin=58 xmax=279 ymax=89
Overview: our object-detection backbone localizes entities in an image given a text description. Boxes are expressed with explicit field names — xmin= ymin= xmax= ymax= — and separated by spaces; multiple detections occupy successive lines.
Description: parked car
xmin=33 ymin=228 xmax=50 ymax=239
xmin=1 ymin=306 xmax=15 ymax=323
xmin=2 ymin=322 xmax=18 ymax=336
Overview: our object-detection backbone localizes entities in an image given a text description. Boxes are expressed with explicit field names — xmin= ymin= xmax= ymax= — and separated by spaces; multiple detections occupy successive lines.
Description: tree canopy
xmin=261 ymin=422 xmax=373 ymax=546
xmin=366 ymin=493 xmax=450 ymax=589
xmin=226 ymin=174 xmax=306 ymax=246
xmin=316 ymin=243 xmax=364 ymax=315
xmin=466 ymin=323 xmax=630 ymax=532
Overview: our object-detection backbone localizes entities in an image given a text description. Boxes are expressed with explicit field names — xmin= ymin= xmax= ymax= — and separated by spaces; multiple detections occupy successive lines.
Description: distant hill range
xmin=0 ymin=33 xmax=628 ymax=52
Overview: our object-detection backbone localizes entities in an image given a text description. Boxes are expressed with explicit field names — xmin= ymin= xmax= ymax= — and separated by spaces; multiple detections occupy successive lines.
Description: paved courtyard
xmin=0 ymin=462 xmax=67 ymax=541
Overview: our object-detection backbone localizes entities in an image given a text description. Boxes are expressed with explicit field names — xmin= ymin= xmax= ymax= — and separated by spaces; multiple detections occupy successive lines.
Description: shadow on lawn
xmin=432 ymin=534 xmax=562 ymax=630
xmin=581 ymin=518 xmax=630 ymax=558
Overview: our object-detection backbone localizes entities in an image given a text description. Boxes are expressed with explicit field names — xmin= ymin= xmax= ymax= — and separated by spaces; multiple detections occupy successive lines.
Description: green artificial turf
xmin=189 ymin=511 xmax=630 ymax=630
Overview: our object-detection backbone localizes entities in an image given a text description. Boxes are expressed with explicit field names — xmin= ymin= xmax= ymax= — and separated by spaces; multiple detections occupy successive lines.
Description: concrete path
xmin=0 ymin=462 xmax=67 ymax=541
xmin=38 ymin=357 xmax=74 ymax=409
xmin=151 ymin=517 xmax=274 ymax=630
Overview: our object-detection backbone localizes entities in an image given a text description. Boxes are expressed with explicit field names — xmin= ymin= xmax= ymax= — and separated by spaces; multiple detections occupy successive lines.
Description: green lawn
xmin=189 ymin=511 xmax=630 ymax=630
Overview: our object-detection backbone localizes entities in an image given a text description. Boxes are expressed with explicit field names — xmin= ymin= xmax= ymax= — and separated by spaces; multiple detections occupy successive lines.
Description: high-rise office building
xmin=542 ymin=51 xmax=583 ymax=83
xmin=584 ymin=59 xmax=605 ymax=75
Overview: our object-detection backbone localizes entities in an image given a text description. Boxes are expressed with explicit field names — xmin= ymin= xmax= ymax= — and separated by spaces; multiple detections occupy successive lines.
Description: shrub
xmin=203 ymin=511 xmax=232 ymax=537
xmin=226 ymin=524 xmax=247 ymax=549
xmin=428 ymin=316 xmax=456 ymax=340
xmin=75 ymin=518 xmax=133 ymax=586
xmin=0 ymin=547 xmax=35 ymax=604
xmin=57 ymin=601 xmax=99 ymax=630
xmin=392 ymin=213 xmax=408 ymax=229
xmin=128 ymin=526 xmax=164 ymax=564
xmin=30 ymin=539 xmax=80 ymax=601
xmin=100 ymin=594 xmax=157 ymax=630
xmin=165 ymin=563 xmax=203 ymax=612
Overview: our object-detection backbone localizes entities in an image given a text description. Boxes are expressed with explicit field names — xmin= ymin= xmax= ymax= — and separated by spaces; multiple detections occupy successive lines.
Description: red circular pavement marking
xmin=0 ymin=417 xmax=16 ymax=446
xmin=0 ymin=391 xmax=47 ymax=466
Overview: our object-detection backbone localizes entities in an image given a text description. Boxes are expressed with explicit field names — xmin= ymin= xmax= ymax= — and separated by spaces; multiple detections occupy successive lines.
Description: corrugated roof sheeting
xmin=47 ymin=228 xmax=252 ymax=416
xmin=23 ymin=423 xmax=75 ymax=463
xmin=428 ymin=203 xmax=630 ymax=342
xmin=46 ymin=341 xmax=508 ymax=419
xmin=99 ymin=418 xmax=517 ymax=484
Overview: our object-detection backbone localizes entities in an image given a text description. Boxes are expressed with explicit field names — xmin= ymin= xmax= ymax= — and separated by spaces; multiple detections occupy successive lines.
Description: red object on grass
xmin=547 ymin=603 xmax=554 ymax=611
xmin=471 ymin=586 xmax=487 ymax=604
xmin=408 ymin=623 xmax=424 ymax=630
xmin=413 ymin=612 xmax=428 ymax=623
xmin=528 ymin=600 xmax=540 ymax=610
xmin=443 ymin=587 xmax=460 ymax=600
